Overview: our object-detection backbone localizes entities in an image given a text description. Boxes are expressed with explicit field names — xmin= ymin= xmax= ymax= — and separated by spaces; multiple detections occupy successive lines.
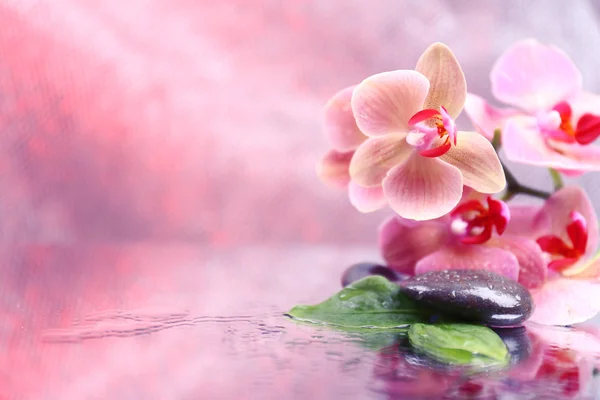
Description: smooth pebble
xmin=399 ymin=270 xmax=534 ymax=327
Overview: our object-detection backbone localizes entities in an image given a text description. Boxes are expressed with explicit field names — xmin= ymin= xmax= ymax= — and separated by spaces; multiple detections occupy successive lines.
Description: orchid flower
xmin=316 ymin=86 xmax=388 ymax=212
xmin=381 ymin=185 xmax=600 ymax=325
xmin=516 ymin=186 xmax=600 ymax=325
xmin=379 ymin=191 xmax=547 ymax=288
xmin=349 ymin=42 xmax=505 ymax=220
xmin=464 ymin=39 xmax=600 ymax=174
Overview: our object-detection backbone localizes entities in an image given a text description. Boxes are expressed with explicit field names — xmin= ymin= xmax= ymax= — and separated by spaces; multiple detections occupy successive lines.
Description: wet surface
xmin=3 ymin=244 xmax=600 ymax=399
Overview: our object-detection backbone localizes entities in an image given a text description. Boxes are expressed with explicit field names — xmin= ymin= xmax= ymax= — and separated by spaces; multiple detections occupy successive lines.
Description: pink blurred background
xmin=2 ymin=0 xmax=600 ymax=246
xmin=2 ymin=0 xmax=600 ymax=398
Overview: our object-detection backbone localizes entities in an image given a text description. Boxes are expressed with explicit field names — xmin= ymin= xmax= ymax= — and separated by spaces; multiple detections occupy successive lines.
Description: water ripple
xmin=41 ymin=308 xmax=282 ymax=342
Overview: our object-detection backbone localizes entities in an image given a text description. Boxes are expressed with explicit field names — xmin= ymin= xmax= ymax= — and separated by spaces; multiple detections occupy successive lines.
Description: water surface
xmin=3 ymin=244 xmax=600 ymax=399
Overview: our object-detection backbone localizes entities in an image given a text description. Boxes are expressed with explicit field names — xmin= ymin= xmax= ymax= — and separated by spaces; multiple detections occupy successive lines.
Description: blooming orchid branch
xmin=318 ymin=39 xmax=600 ymax=326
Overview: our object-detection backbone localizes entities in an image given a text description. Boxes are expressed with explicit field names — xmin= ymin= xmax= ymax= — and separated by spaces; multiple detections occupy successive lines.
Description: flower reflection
xmin=369 ymin=325 xmax=599 ymax=399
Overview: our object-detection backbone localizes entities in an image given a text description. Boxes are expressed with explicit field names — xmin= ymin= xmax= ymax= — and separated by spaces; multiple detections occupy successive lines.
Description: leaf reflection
xmin=367 ymin=324 xmax=599 ymax=398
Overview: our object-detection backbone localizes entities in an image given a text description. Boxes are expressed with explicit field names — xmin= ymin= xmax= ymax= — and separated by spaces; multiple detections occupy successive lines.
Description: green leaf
xmin=286 ymin=276 xmax=429 ymax=330
xmin=408 ymin=323 xmax=509 ymax=367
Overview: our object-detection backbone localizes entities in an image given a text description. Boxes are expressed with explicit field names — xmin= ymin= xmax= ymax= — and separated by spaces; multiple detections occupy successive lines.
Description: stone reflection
xmin=494 ymin=327 xmax=533 ymax=366
xmin=370 ymin=344 xmax=454 ymax=398
xmin=369 ymin=327 xmax=599 ymax=399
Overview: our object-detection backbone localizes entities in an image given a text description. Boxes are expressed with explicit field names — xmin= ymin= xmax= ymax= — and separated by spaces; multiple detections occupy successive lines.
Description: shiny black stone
xmin=341 ymin=262 xmax=407 ymax=287
xmin=399 ymin=270 xmax=534 ymax=327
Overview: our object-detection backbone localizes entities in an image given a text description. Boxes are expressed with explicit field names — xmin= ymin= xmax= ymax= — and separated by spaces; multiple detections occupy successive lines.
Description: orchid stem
xmin=492 ymin=128 xmax=551 ymax=201
xmin=502 ymin=185 xmax=551 ymax=201
xmin=492 ymin=129 xmax=502 ymax=150
xmin=549 ymin=168 xmax=564 ymax=190
xmin=501 ymin=160 xmax=551 ymax=201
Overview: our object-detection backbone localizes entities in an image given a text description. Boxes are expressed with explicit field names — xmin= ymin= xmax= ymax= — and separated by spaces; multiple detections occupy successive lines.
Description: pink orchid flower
xmin=464 ymin=39 xmax=600 ymax=174
xmin=348 ymin=42 xmax=505 ymax=220
xmin=515 ymin=186 xmax=600 ymax=325
xmin=381 ymin=185 xmax=600 ymax=325
xmin=316 ymin=86 xmax=389 ymax=212
xmin=379 ymin=191 xmax=548 ymax=289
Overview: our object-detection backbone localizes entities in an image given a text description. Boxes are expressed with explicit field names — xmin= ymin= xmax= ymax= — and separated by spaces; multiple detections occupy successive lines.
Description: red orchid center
xmin=549 ymin=101 xmax=600 ymax=145
xmin=553 ymin=101 xmax=575 ymax=137
xmin=408 ymin=106 xmax=457 ymax=158
xmin=450 ymin=196 xmax=510 ymax=245
xmin=536 ymin=211 xmax=588 ymax=272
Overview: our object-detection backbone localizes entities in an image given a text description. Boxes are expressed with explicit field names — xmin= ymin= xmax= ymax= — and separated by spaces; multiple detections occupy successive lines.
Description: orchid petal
xmin=557 ymin=168 xmax=585 ymax=177
xmin=548 ymin=140 xmax=600 ymax=171
xmin=529 ymin=279 xmax=600 ymax=325
xmin=323 ymin=85 xmax=367 ymax=151
xmin=415 ymin=245 xmax=520 ymax=281
xmin=567 ymin=211 xmax=588 ymax=254
xmin=458 ymin=186 xmax=487 ymax=203
xmin=569 ymin=91 xmax=600 ymax=146
xmin=564 ymin=252 xmax=600 ymax=279
xmin=488 ymin=197 xmax=510 ymax=234
xmin=451 ymin=199 xmax=486 ymax=216
xmin=408 ymin=108 xmax=441 ymax=126
xmin=539 ymin=186 xmax=598 ymax=258
xmin=566 ymin=90 xmax=600 ymax=120
xmin=316 ymin=150 xmax=353 ymax=187
xmin=348 ymin=182 xmax=387 ymax=213
xmin=460 ymin=225 xmax=493 ymax=245
xmin=537 ymin=235 xmax=573 ymax=256
xmin=378 ymin=216 xmax=448 ymax=274
xmin=503 ymin=116 xmax=588 ymax=171
xmin=463 ymin=93 xmax=521 ymax=139
xmin=505 ymin=204 xmax=549 ymax=238
xmin=418 ymin=142 xmax=451 ymax=158
xmin=406 ymin=131 xmax=427 ymax=146
xmin=349 ymin=134 xmax=412 ymax=187
xmin=440 ymin=106 xmax=457 ymax=145
xmin=575 ymin=113 xmax=600 ymax=145
xmin=491 ymin=39 xmax=582 ymax=112
xmin=351 ymin=70 xmax=430 ymax=137
xmin=548 ymin=258 xmax=578 ymax=272
xmin=394 ymin=213 xmax=453 ymax=228
xmin=382 ymin=154 xmax=463 ymax=221
xmin=486 ymin=237 xmax=547 ymax=289
xmin=438 ymin=131 xmax=506 ymax=193
xmin=415 ymin=42 xmax=467 ymax=119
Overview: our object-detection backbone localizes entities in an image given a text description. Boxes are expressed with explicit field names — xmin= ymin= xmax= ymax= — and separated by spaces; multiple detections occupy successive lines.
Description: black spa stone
xmin=341 ymin=262 xmax=407 ymax=287
xmin=399 ymin=270 xmax=533 ymax=327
